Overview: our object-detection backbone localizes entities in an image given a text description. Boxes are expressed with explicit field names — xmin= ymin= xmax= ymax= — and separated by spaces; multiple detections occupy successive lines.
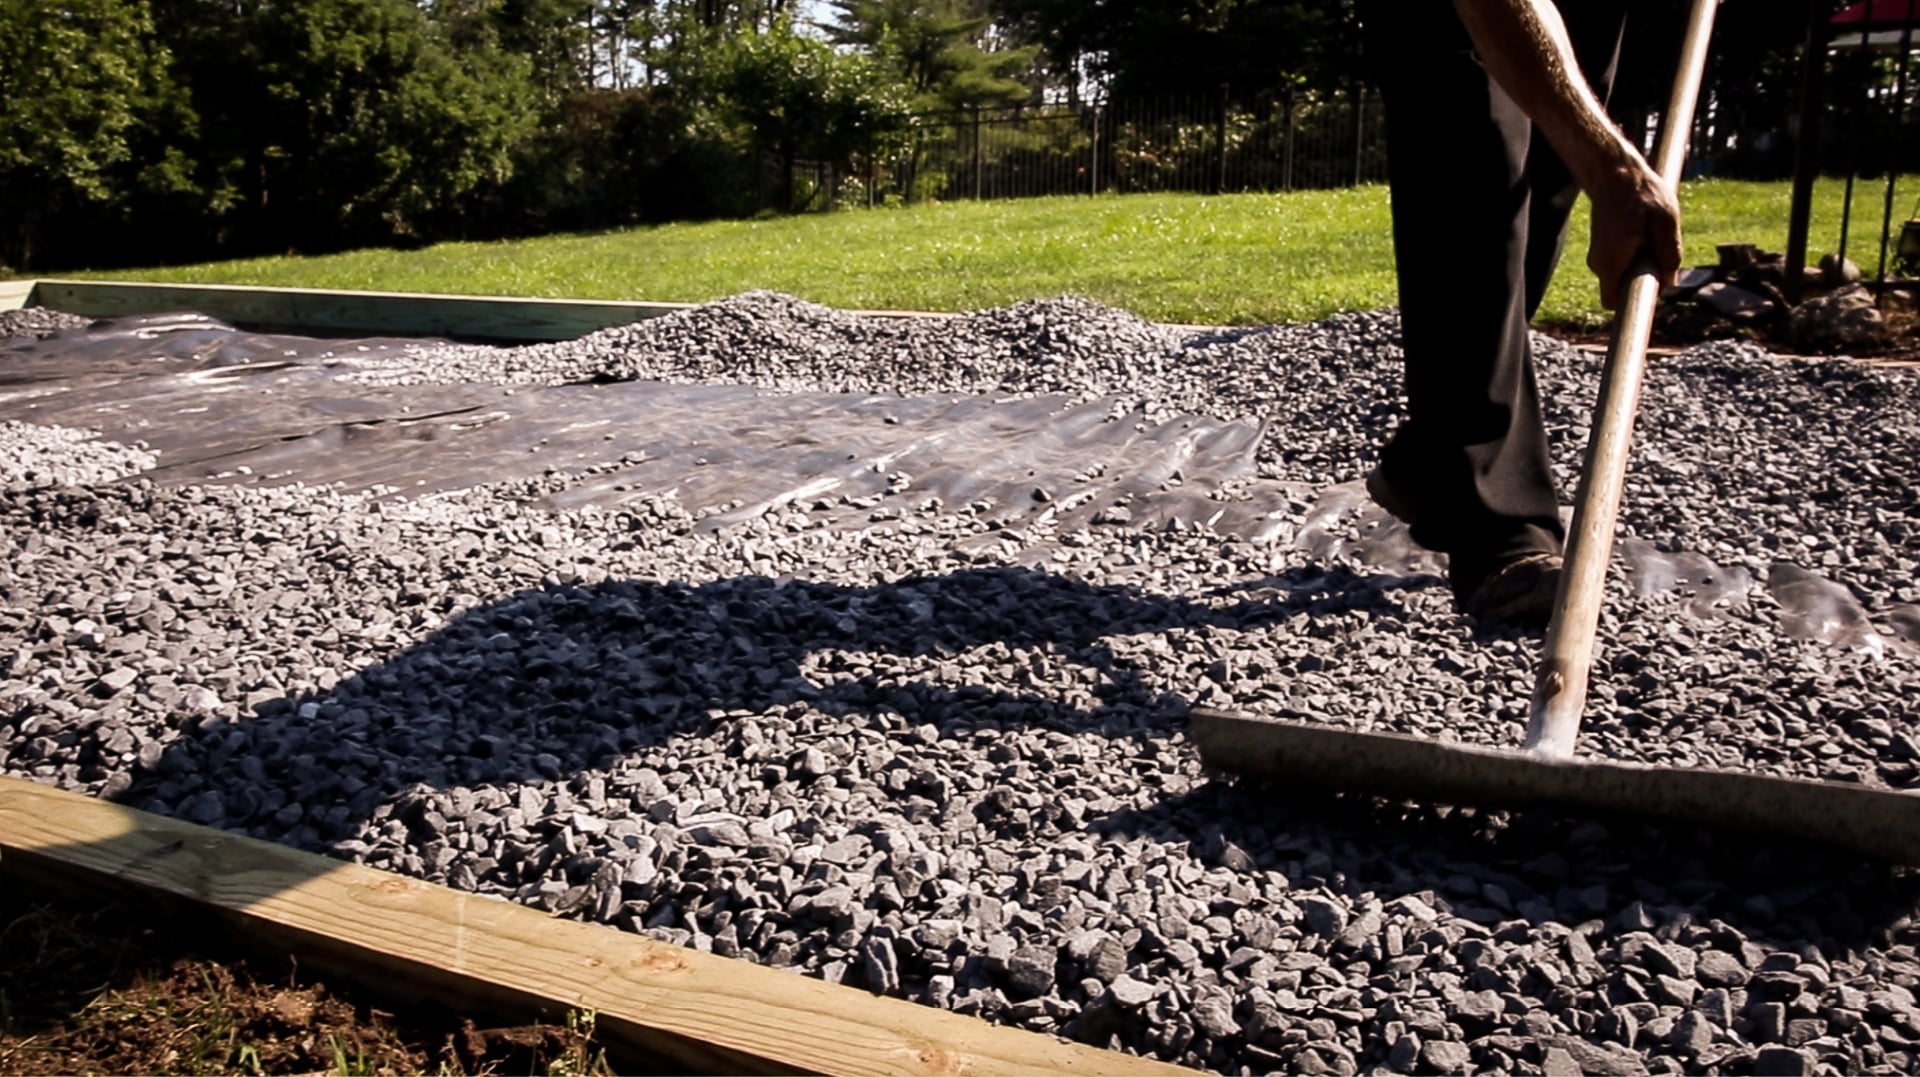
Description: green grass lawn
xmin=56 ymin=176 xmax=1908 ymax=327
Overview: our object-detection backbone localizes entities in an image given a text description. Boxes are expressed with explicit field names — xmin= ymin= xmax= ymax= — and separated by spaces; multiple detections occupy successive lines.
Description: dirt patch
xmin=0 ymin=884 xmax=614 ymax=1076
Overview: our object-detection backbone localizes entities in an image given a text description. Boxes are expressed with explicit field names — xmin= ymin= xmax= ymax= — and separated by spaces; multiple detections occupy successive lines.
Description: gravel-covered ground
xmin=4 ymin=293 xmax=1919 ymax=1076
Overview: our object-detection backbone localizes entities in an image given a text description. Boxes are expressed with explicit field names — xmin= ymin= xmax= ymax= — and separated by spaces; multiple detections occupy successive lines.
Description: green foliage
xmin=92 ymin=0 xmax=545 ymax=258
xmin=494 ymin=0 xmax=593 ymax=99
xmin=823 ymin=0 xmax=1035 ymax=111
xmin=716 ymin=16 xmax=905 ymax=208
xmin=241 ymin=0 xmax=542 ymax=244
xmin=991 ymin=0 xmax=1360 ymax=106
xmin=638 ymin=0 xmax=797 ymax=90
xmin=546 ymin=1008 xmax=609 ymax=1077
xmin=0 ymin=0 xmax=184 ymax=267
xmin=586 ymin=0 xmax=652 ymax=88
xmin=486 ymin=87 xmax=754 ymax=230
xmin=328 ymin=1033 xmax=373 ymax=1077
xmin=11 ymin=0 xmax=1892 ymax=270
xmin=428 ymin=0 xmax=616 ymax=100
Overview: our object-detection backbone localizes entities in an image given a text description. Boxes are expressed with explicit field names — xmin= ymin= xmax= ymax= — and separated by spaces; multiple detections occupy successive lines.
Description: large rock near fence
xmin=1789 ymin=286 xmax=1886 ymax=350
xmin=1696 ymin=281 xmax=1777 ymax=322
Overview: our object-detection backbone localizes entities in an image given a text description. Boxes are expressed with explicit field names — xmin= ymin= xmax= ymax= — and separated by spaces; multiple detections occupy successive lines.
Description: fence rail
xmin=770 ymin=90 xmax=1390 ymax=212
xmin=755 ymin=74 xmax=1920 ymax=289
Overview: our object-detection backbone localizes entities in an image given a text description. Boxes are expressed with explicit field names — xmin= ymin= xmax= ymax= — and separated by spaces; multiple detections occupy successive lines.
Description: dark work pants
xmin=1357 ymin=0 xmax=1627 ymax=570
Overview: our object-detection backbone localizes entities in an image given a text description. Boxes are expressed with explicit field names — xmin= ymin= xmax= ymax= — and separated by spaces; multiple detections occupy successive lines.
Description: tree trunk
xmin=12 ymin=214 xmax=32 ymax=272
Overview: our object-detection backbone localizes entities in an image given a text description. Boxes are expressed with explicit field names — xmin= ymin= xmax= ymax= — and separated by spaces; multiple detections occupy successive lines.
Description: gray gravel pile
xmin=0 ymin=421 xmax=158 ymax=490
xmin=0 ymin=306 xmax=92 ymax=339
xmin=372 ymin=292 xmax=1405 ymax=481
xmin=3 ymin=295 xmax=1920 ymax=1075
xmin=365 ymin=293 xmax=1190 ymax=398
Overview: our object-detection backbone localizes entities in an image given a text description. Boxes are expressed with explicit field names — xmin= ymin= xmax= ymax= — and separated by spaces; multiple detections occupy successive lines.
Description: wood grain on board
xmin=24 ymin=280 xmax=954 ymax=342
xmin=1 ymin=278 xmax=34 ymax=312
xmin=0 ymin=775 xmax=1192 ymax=1077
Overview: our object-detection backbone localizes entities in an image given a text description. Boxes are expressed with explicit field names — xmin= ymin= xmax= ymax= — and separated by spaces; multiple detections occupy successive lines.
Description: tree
xmin=981 ymin=0 xmax=1090 ymax=103
xmin=716 ymin=16 xmax=905 ymax=208
xmin=490 ymin=0 xmax=595 ymax=98
xmin=823 ymin=0 xmax=1036 ymax=112
xmin=990 ymin=0 xmax=1359 ymax=107
xmin=0 ymin=0 xmax=188 ymax=268
xmin=152 ymin=0 xmax=542 ymax=251
xmin=587 ymin=0 xmax=650 ymax=88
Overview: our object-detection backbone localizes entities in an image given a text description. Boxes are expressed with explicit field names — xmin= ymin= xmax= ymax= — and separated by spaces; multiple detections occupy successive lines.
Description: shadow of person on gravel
xmin=126 ymin=561 xmax=1413 ymax=856
xmin=124 ymin=555 xmax=1917 ymax=948
xmin=74 ymin=552 xmax=1920 ymax=1077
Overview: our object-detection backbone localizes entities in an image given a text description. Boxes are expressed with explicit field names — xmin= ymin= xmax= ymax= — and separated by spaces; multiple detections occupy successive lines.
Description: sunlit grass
xmin=58 ymin=175 xmax=1913 ymax=326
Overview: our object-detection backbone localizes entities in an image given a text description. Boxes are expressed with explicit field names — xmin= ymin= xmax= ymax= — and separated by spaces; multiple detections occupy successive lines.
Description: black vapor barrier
xmin=0 ymin=311 xmax=1314 ymax=544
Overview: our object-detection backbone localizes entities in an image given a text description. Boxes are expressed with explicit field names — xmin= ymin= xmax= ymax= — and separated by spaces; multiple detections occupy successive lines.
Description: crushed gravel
xmin=0 ymin=306 xmax=92 ymax=340
xmin=0 ymin=422 xmax=158 ymax=491
xmin=3 ymin=292 xmax=1919 ymax=1076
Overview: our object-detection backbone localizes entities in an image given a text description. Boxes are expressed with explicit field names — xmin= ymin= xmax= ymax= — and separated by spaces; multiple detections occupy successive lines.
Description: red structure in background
xmin=1832 ymin=0 xmax=1920 ymax=27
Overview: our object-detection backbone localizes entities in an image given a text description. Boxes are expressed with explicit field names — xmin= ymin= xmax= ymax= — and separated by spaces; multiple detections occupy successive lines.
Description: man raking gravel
xmin=1199 ymin=0 xmax=1920 ymax=862
xmin=1358 ymin=0 xmax=1682 ymax=627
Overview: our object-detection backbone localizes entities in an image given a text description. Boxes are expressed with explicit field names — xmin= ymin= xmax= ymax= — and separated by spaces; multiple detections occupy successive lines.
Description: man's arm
xmin=1452 ymin=0 xmax=1682 ymax=310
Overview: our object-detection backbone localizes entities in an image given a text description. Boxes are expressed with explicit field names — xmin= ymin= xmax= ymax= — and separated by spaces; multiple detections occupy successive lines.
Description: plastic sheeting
xmin=1 ymin=313 xmax=1307 ymax=542
xmin=10 ymin=312 xmax=1911 ymax=653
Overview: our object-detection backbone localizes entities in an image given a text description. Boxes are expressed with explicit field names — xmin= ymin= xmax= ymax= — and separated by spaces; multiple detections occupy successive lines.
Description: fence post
xmin=1091 ymin=105 xmax=1101 ymax=195
xmin=973 ymin=108 xmax=984 ymax=200
xmin=1215 ymin=84 xmax=1230 ymax=194
xmin=756 ymin=141 xmax=771 ymax=211
xmin=1282 ymin=92 xmax=1296 ymax=192
xmin=1839 ymin=43 xmax=1866 ymax=259
xmin=1839 ymin=2 xmax=1884 ymax=262
xmin=1351 ymin=85 xmax=1367 ymax=186
xmin=1878 ymin=12 xmax=1916 ymax=283
xmin=1784 ymin=0 xmax=1830 ymax=303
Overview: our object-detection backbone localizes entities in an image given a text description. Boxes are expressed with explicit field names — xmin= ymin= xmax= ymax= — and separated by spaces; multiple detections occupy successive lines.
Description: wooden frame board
xmin=14 ymin=279 xmax=956 ymax=342
xmin=0 ymin=775 xmax=1191 ymax=1077
xmin=24 ymin=279 xmax=696 ymax=342
xmin=0 ymin=278 xmax=33 ymax=312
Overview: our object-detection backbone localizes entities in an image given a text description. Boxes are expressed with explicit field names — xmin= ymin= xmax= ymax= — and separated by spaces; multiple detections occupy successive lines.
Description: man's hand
xmin=1585 ymin=162 xmax=1683 ymax=310
xmin=1452 ymin=0 xmax=1684 ymax=309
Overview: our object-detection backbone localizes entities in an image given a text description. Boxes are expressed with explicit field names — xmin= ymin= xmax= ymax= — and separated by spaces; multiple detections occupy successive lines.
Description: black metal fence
xmin=770 ymin=89 xmax=1390 ymax=212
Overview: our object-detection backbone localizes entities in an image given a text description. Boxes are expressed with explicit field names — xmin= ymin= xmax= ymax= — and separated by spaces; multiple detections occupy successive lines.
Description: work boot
xmin=1366 ymin=465 xmax=1563 ymax=627
xmin=1449 ymin=550 xmax=1563 ymax=627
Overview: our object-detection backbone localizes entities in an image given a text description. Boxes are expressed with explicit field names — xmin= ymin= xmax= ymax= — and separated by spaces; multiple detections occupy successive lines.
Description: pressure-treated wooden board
xmin=0 ymin=775 xmax=1191 ymax=1077
xmin=26 ymin=279 xmax=696 ymax=342
xmin=0 ymin=278 xmax=33 ymax=312
xmin=22 ymin=279 xmax=954 ymax=342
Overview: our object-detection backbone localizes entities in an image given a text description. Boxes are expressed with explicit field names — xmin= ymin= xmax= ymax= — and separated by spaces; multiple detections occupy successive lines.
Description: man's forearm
xmin=1450 ymin=0 xmax=1645 ymax=192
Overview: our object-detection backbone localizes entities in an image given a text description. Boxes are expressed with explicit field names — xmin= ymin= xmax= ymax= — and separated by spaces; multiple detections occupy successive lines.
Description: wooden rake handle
xmin=1526 ymin=0 xmax=1721 ymax=759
